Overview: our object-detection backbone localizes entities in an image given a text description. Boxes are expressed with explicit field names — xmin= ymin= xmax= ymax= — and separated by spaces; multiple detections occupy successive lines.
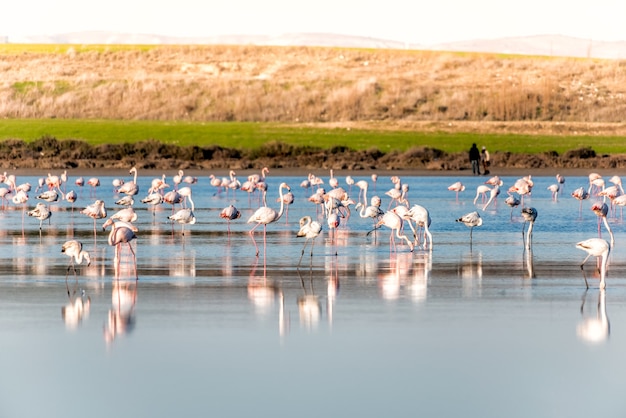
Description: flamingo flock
xmin=0 ymin=166 xmax=618 ymax=291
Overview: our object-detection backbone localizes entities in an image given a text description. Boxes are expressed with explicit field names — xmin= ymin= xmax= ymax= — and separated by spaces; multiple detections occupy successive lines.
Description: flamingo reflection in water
xmin=104 ymin=279 xmax=137 ymax=345
xmin=298 ymin=269 xmax=322 ymax=330
xmin=61 ymin=288 xmax=91 ymax=331
xmin=577 ymin=289 xmax=609 ymax=344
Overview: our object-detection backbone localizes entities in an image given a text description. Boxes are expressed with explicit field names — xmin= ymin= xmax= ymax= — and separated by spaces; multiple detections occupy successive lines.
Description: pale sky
xmin=3 ymin=0 xmax=626 ymax=45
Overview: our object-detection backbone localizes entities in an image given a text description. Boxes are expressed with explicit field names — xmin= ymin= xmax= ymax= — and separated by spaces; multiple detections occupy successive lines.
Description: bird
xmin=456 ymin=211 xmax=482 ymax=245
xmin=355 ymin=180 xmax=369 ymax=206
xmin=296 ymin=215 xmax=322 ymax=266
xmin=103 ymin=219 xmax=138 ymax=279
xmin=81 ymin=199 xmax=107 ymax=236
xmin=473 ymin=185 xmax=491 ymax=205
xmin=276 ymin=188 xmax=294 ymax=223
xmin=115 ymin=195 xmax=135 ymax=206
xmin=403 ymin=204 xmax=433 ymax=249
xmin=61 ymin=240 xmax=91 ymax=281
xmin=87 ymin=177 xmax=100 ymax=197
xmin=141 ymin=192 xmax=164 ymax=217
xmin=547 ymin=184 xmax=560 ymax=201
xmin=447 ymin=181 xmax=465 ymax=202
xmin=36 ymin=189 xmax=59 ymax=203
xmin=482 ymin=185 xmax=500 ymax=211
xmin=168 ymin=190 xmax=196 ymax=235
xmin=504 ymin=193 xmax=521 ymax=220
xmin=117 ymin=167 xmax=139 ymax=196
xmin=28 ymin=202 xmax=51 ymax=229
xmin=219 ymin=205 xmax=241 ymax=234
xmin=521 ymin=207 xmax=538 ymax=250
xmin=65 ymin=190 xmax=77 ymax=209
xmin=571 ymin=186 xmax=590 ymax=216
xmin=109 ymin=207 xmax=138 ymax=223
xmin=355 ymin=201 xmax=384 ymax=230
xmin=375 ymin=211 xmax=414 ymax=252
xmin=247 ymin=182 xmax=290 ymax=256
xmin=576 ymin=238 xmax=610 ymax=289
xmin=591 ymin=202 xmax=614 ymax=246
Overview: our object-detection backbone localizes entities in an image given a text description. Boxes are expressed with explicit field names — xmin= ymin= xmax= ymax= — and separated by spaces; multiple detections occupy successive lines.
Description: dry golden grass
xmin=2 ymin=44 xmax=626 ymax=132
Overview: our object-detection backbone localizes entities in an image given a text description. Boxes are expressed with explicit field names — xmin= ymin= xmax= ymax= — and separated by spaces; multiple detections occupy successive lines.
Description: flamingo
xmin=509 ymin=177 xmax=532 ymax=205
xmin=609 ymin=175 xmax=624 ymax=195
xmin=75 ymin=177 xmax=84 ymax=187
xmin=110 ymin=207 xmax=138 ymax=223
xmin=355 ymin=201 xmax=384 ymax=230
xmin=296 ymin=215 xmax=322 ymax=266
xmin=375 ymin=211 xmax=414 ymax=252
xmin=36 ymin=189 xmax=59 ymax=203
xmin=473 ymin=185 xmax=491 ymax=205
xmin=485 ymin=176 xmax=503 ymax=187
xmin=328 ymin=169 xmax=339 ymax=189
xmin=117 ymin=167 xmax=139 ymax=196
xmin=356 ymin=180 xmax=368 ymax=206
xmin=447 ymin=181 xmax=465 ymax=202
xmin=163 ymin=190 xmax=183 ymax=213
xmin=87 ymin=177 xmax=100 ymax=197
xmin=115 ymin=195 xmax=135 ymax=206
xmin=456 ymin=211 xmax=482 ymax=245
xmin=172 ymin=170 xmax=184 ymax=190
xmin=112 ymin=178 xmax=125 ymax=193
xmin=403 ymin=204 xmax=432 ymax=249
xmin=345 ymin=175 xmax=355 ymax=194
xmin=482 ymin=185 xmax=500 ymax=211
xmin=148 ymin=174 xmax=169 ymax=194
xmin=65 ymin=190 xmax=77 ymax=211
xmin=247 ymin=182 xmax=290 ymax=256
xmin=504 ymin=193 xmax=521 ymax=220
xmin=371 ymin=173 xmax=378 ymax=191
xmin=168 ymin=190 xmax=196 ymax=235
xmin=277 ymin=188 xmax=294 ymax=223
xmin=588 ymin=173 xmax=603 ymax=195
xmin=576 ymin=238 xmax=610 ymax=289
xmin=591 ymin=202 xmax=614 ymax=245
xmin=103 ymin=219 xmax=138 ymax=279
xmin=219 ymin=205 xmax=241 ymax=234
xmin=81 ymin=199 xmax=107 ymax=236
xmin=571 ymin=186 xmax=590 ymax=216
xmin=521 ymin=207 xmax=538 ymax=250
xmin=61 ymin=240 xmax=91 ymax=281
xmin=0 ymin=187 xmax=11 ymax=209
xmin=141 ymin=192 xmax=164 ymax=217
xmin=612 ymin=194 xmax=626 ymax=219
xmin=556 ymin=173 xmax=565 ymax=194
xmin=28 ymin=202 xmax=51 ymax=229
xmin=547 ymin=184 xmax=559 ymax=201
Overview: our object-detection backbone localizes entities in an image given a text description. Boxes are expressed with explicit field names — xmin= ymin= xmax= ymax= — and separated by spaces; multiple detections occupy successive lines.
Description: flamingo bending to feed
xmin=375 ymin=211 xmax=414 ymax=252
xmin=296 ymin=215 xmax=323 ymax=266
xmin=403 ymin=204 xmax=432 ymax=249
xmin=61 ymin=240 xmax=91 ymax=281
xmin=247 ymin=182 xmax=290 ymax=256
xmin=521 ymin=207 xmax=538 ymax=250
xmin=576 ymin=238 xmax=610 ymax=289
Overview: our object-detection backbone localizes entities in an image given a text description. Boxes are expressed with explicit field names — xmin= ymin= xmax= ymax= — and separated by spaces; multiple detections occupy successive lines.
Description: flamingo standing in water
xmin=28 ymin=202 xmax=51 ymax=230
xmin=117 ymin=167 xmax=139 ymax=197
xmin=61 ymin=240 xmax=91 ymax=281
xmin=447 ymin=181 xmax=465 ymax=202
xmin=220 ymin=205 xmax=241 ymax=234
xmin=376 ymin=211 xmax=414 ymax=253
xmin=81 ymin=199 xmax=107 ymax=237
xmin=504 ymin=193 xmax=520 ymax=220
xmin=103 ymin=219 xmax=138 ymax=279
xmin=247 ymin=182 xmax=290 ymax=256
xmin=403 ymin=204 xmax=433 ymax=249
xmin=547 ymin=184 xmax=559 ymax=201
xmin=482 ymin=185 xmax=500 ymax=211
xmin=591 ymin=202 xmax=614 ymax=245
xmin=521 ymin=207 xmax=538 ymax=250
xmin=571 ymin=187 xmax=590 ymax=216
xmin=168 ymin=190 xmax=196 ymax=235
xmin=456 ymin=211 xmax=482 ymax=245
xmin=576 ymin=238 xmax=610 ymax=289
xmin=473 ymin=185 xmax=491 ymax=205
xmin=296 ymin=215 xmax=322 ymax=266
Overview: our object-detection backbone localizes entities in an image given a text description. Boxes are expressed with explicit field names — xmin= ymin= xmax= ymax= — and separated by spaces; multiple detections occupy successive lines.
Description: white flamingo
xmin=576 ymin=238 xmax=610 ymax=289
xmin=247 ymin=182 xmax=290 ymax=256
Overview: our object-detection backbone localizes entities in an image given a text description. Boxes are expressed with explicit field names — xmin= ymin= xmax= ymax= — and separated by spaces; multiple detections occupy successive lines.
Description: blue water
xmin=0 ymin=171 xmax=625 ymax=418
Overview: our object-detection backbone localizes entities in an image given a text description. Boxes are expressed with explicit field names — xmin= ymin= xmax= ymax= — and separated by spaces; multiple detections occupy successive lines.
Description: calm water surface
xmin=1 ymin=172 xmax=626 ymax=418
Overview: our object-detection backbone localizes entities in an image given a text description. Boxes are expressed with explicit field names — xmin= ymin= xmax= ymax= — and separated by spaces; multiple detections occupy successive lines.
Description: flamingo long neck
xmin=525 ymin=222 xmax=534 ymax=249
xmin=395 ymin=227 xmax=414 ymax=251
xmin=132 ymin=168 xmax=138 ymax=184
xmin=602 ymin=217 xmax=615 ymax=246
xmin=188 ymin=195 xmax=195 ymax=212
xmin=358 ymin=204 xmax=367 ymax=218
xmin=275 ymin=185 xmax=286 ymax=221
xmin=599 ymin=251 xmax=609 ymax=289
xmin=76 ymin=251 xmax=88 ymax=264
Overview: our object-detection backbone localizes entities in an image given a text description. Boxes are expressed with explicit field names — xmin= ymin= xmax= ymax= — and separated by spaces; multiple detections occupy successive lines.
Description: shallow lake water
xmin=1 ymin=171 xmax=626 ymax=418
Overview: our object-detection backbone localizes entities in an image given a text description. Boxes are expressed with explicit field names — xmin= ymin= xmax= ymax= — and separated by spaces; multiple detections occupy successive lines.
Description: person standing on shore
xmin=481 ymin=146 xmax=490 ymax=175
xmin=469 ymin=143 xmax=481 ymax=175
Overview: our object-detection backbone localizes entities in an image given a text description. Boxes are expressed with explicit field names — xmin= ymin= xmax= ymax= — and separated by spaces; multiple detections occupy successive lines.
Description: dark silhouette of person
xmin=469 ymin=143 xmax=481 ymax=175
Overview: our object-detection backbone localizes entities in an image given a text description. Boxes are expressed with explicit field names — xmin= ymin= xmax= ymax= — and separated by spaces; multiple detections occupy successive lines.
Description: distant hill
xmin=4 ymin=31 xmax=626 ymax=59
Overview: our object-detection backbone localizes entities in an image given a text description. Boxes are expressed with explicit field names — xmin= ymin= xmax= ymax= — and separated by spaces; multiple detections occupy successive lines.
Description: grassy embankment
xmin=1 ymin=44 xmax=626 ymax=158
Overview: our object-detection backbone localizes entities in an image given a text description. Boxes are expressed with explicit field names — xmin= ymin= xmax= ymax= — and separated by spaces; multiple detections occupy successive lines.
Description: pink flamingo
xmin=456 ymin=211 xmax=482 ymax=245
xmin=61 ymin=240 xmax=91 ymax=281
xmin=571 ymin=186 xmax=590 ymax=217
xmin=447 ymin=181 xmax=465 ymax=202
xmin=576 ymin=238 xmax=610 ymax=289
xmin=591 ymin=202 xmax=614 ymax=245
xmin=247 ymin=182 xmax=290 ymax=256
xmin=220 ymin=205 xmax=241 ymax=234
xmin=103 ymin=219 xmax=138 ymax=279
xmin=376 ymin=211 xmax=414 ymax=252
